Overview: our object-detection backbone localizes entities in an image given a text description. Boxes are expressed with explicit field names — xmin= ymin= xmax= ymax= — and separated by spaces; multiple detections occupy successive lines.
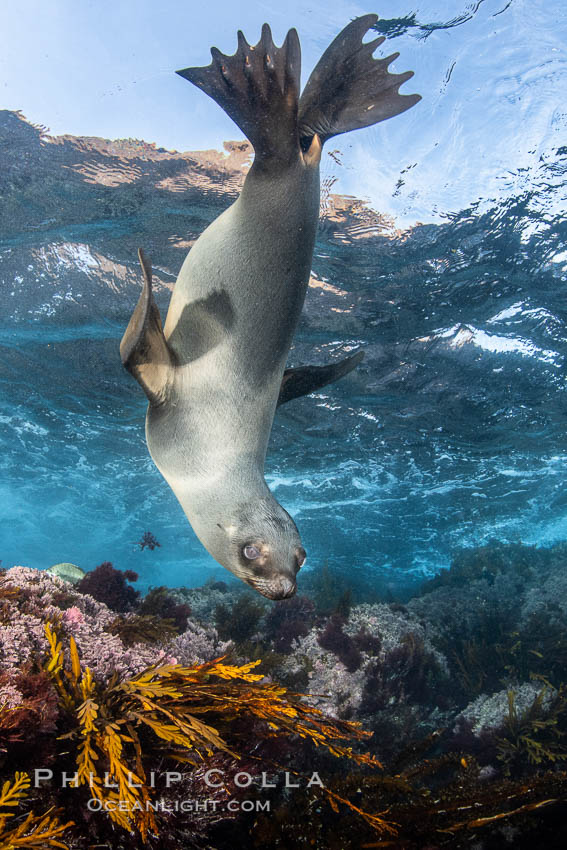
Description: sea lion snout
xmin=245 ymin=570 xmax=297 ymax=600
xmin=265 ymin=576 xmax=297 ymax=601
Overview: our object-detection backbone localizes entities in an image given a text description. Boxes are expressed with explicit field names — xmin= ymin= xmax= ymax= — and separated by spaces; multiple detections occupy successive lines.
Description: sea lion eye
xmin=243 ymin=544 xmax=261 ymax=560
xmin=296 ymin=547 xmax=307 ymax=569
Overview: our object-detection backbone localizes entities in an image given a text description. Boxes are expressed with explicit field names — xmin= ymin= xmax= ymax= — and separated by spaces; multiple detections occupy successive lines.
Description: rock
xmin=46 ymin=562 xmax=86 ymax=585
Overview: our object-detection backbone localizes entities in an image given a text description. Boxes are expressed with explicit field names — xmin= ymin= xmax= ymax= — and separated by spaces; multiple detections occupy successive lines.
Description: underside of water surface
xmin=1 ymin=0 xmax=566 ymax=598
xmin=1 ymin=114 xmax=565 ymax=593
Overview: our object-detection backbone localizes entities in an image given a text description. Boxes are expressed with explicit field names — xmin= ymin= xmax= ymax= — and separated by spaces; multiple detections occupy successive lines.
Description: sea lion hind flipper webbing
xmin=298 ymin=13 xmax=421 ymax=146
xmin=277 ymin=349 xmax=365 ymax=407
xmin=177 ymin=24 xmax=301 ymax=165
xmin=120 ymin=249 xmax=175 ymax=407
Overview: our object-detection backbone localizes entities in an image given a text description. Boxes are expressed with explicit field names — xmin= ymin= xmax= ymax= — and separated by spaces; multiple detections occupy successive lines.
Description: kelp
xmin=250 ymin=741 xmax=567 ymax=849
xmin=138 ymin=586 xmax=191 ymax=632
xmin=0 ymin=772 xmax=73 ymax=849
xmin=107 ymin=613 xmax=180 ymax=646
xmin=214 ymin=595 xmax=264 ymax=643
xmin=497 ymin=682 xmax=567 ymax=775
xmin=42 ymin=622 xmax=393 ymax=841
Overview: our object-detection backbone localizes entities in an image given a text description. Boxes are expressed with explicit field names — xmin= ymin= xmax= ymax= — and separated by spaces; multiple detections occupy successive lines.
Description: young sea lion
xmin=121 ymin=14 xmax=420 ymax=599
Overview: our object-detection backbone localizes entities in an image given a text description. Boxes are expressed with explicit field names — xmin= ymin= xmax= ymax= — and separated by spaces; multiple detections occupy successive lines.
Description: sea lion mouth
xmin=247 ymin=576 xmax=297 ymax=601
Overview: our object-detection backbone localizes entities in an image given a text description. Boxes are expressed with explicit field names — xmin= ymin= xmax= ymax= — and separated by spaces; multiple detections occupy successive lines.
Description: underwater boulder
xmin=46 ymin=562 xmax=86 ymax=585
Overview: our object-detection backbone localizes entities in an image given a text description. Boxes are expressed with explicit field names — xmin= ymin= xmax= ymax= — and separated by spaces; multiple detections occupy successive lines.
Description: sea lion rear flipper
xmin=298 ymin=14 xmax=421 ymax=146
xmin=277 ymin=349 xmax=364 ymax=407
xmin=177 ymin=25 xmax=301 ymax=166
xmin=120 ymin=249 xmax=175 ymax=407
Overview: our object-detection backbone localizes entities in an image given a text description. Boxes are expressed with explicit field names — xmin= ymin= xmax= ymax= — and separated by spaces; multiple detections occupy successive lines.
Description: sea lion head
xmin=144 ymin=404 xmax=306 ymax=600
xmin=213 ymin=497 xmax=306 ymax=600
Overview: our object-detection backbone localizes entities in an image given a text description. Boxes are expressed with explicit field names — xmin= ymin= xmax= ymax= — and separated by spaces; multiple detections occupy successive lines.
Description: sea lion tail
xmin=298 ymin=14 xmax=420 ymax=147
xmin=177 ymin=25 xmax=301 ymax=167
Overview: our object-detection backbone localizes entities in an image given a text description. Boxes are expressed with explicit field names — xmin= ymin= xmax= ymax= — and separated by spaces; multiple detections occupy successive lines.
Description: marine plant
xmin=496 ymin=682 xmax=567 ymax=776
xmin=0 ymin=771 xmax=73 ymax=849
xmin=76 ymin=561 xmax=139 ymax=613
xmin=250 ymin=726 xmax=567 ymax=849
xmin=505 ymin=609 xmax=567 ymax=687
xmin=304 ymin=560 xmax=354 ymax=615
xmin=40 ymin=621 xmax=394 ymax=842
xmin=139 ymin=586 xmax=191 ymax=632
xmin=107 ymin=613 xmax=180 ymax=647
xmin=302 ymin=561 xmax=392 ymax=615
xmin=432 ymin=599 xmax=567 ymax=707
xmin=263 ymin=594 xmax=316 ymax=652
xmin=49 ymin=589 xmax=80 ymax=611
xmin=0 ymin=670 xmax=58 ymax=755
xmin=419 ymin=541 xmax=541 ymax=593
xmin=317 ymin=613 xmax=361 ymax=672
xmin=351 ymin=627 xmax=382 ymax=656
xmin=214 ymin=595 xmax=265 ymax=643
xmin=334 ymin=588 xmax=353 ymax=620
xmin=384 ymin=631 xmax=444 ymax=704
xmin=432 ymin=604 xmax=519 ymax=702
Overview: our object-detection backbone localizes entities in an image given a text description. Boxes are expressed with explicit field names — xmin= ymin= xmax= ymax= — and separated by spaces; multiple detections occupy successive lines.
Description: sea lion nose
xmin=274 ymin=577 xmax=296 ymax=600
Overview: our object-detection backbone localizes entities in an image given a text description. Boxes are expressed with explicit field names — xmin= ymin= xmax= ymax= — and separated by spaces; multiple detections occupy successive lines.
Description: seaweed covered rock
xmin=214 ymin=594 xmax=266 ymax=643
xmin=409 ymin=542 xmax=567 ymax=706
xmin=0 ymin=566 xmax=225 ymax=680
xmin=139 ymin=585 xmax=192 ymax=632
xmin=0 ymin=564 xmax=391 ymax=849
xmin=456 ymin=681 xmax=555 ymax=738
xmin=171 ymin=580 xmax=240 ymax=623
xmin=169 ymin=618 xmax=232 ymax=664
xmin=317 ymin=613 xmax=361 ymax=672
xmin=278 ymin=600 xmax=450 ymax=741
xmin=263 ymin=594 xmax=316 ymax=652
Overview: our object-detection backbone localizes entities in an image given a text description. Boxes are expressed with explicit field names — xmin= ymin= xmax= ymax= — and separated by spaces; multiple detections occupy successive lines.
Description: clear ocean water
xmin=1 ymin=0 xmax=566 ymax=595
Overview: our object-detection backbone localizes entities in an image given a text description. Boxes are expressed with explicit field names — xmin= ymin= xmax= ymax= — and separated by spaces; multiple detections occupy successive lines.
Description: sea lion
xmin=120 ymin=14 xmax=420 ymax=599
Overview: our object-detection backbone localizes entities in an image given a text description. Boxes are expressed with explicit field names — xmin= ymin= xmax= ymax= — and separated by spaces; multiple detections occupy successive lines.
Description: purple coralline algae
xmin=0 ymin=566 xmax=229 ymax=680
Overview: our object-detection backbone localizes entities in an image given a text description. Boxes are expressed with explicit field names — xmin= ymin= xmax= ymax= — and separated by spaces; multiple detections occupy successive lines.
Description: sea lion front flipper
xmin=177 ymin=25 xmax=301 ymax=167
xmin=298 ymin=14 xmax=420 ymax=146
xmin=120 ymin=249 xmax=175 ymax=407
xmin=277 ymin=349 xmax=364 ymax=407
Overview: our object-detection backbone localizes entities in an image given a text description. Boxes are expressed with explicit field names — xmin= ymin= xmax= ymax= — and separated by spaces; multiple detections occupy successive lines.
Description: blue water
xmin=1 ymin=1 xmax=566 ymax=594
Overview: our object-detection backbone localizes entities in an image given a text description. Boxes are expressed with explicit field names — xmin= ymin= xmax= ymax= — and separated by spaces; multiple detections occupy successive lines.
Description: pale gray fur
xmin=144 ymin=161 xmax=318 ymax=599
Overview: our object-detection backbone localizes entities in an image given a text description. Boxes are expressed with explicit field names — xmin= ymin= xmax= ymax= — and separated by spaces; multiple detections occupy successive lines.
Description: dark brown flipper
xmin=120 ymin=249 xmax=175 ymax=407
xmin=177 ymin=24 xmax=301 ymax=166
xmin=176 ymin=16 xmax=419 ymax=164
xmin=298 ymin=13 xmax=421 ymax=146
xmin=277 ymin=349 xmax=365 ymax=407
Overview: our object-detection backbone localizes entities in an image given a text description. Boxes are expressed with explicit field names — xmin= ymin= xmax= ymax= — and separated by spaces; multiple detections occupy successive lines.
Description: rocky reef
xmin=2 ymin=542 xmax=567 ymax=848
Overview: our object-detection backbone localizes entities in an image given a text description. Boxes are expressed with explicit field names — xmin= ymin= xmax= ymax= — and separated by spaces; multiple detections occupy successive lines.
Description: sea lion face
xmin=233 ymin=537 xmax=306 ymax=600
xmin=215 ymin=499 xmax=306 ymax=600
